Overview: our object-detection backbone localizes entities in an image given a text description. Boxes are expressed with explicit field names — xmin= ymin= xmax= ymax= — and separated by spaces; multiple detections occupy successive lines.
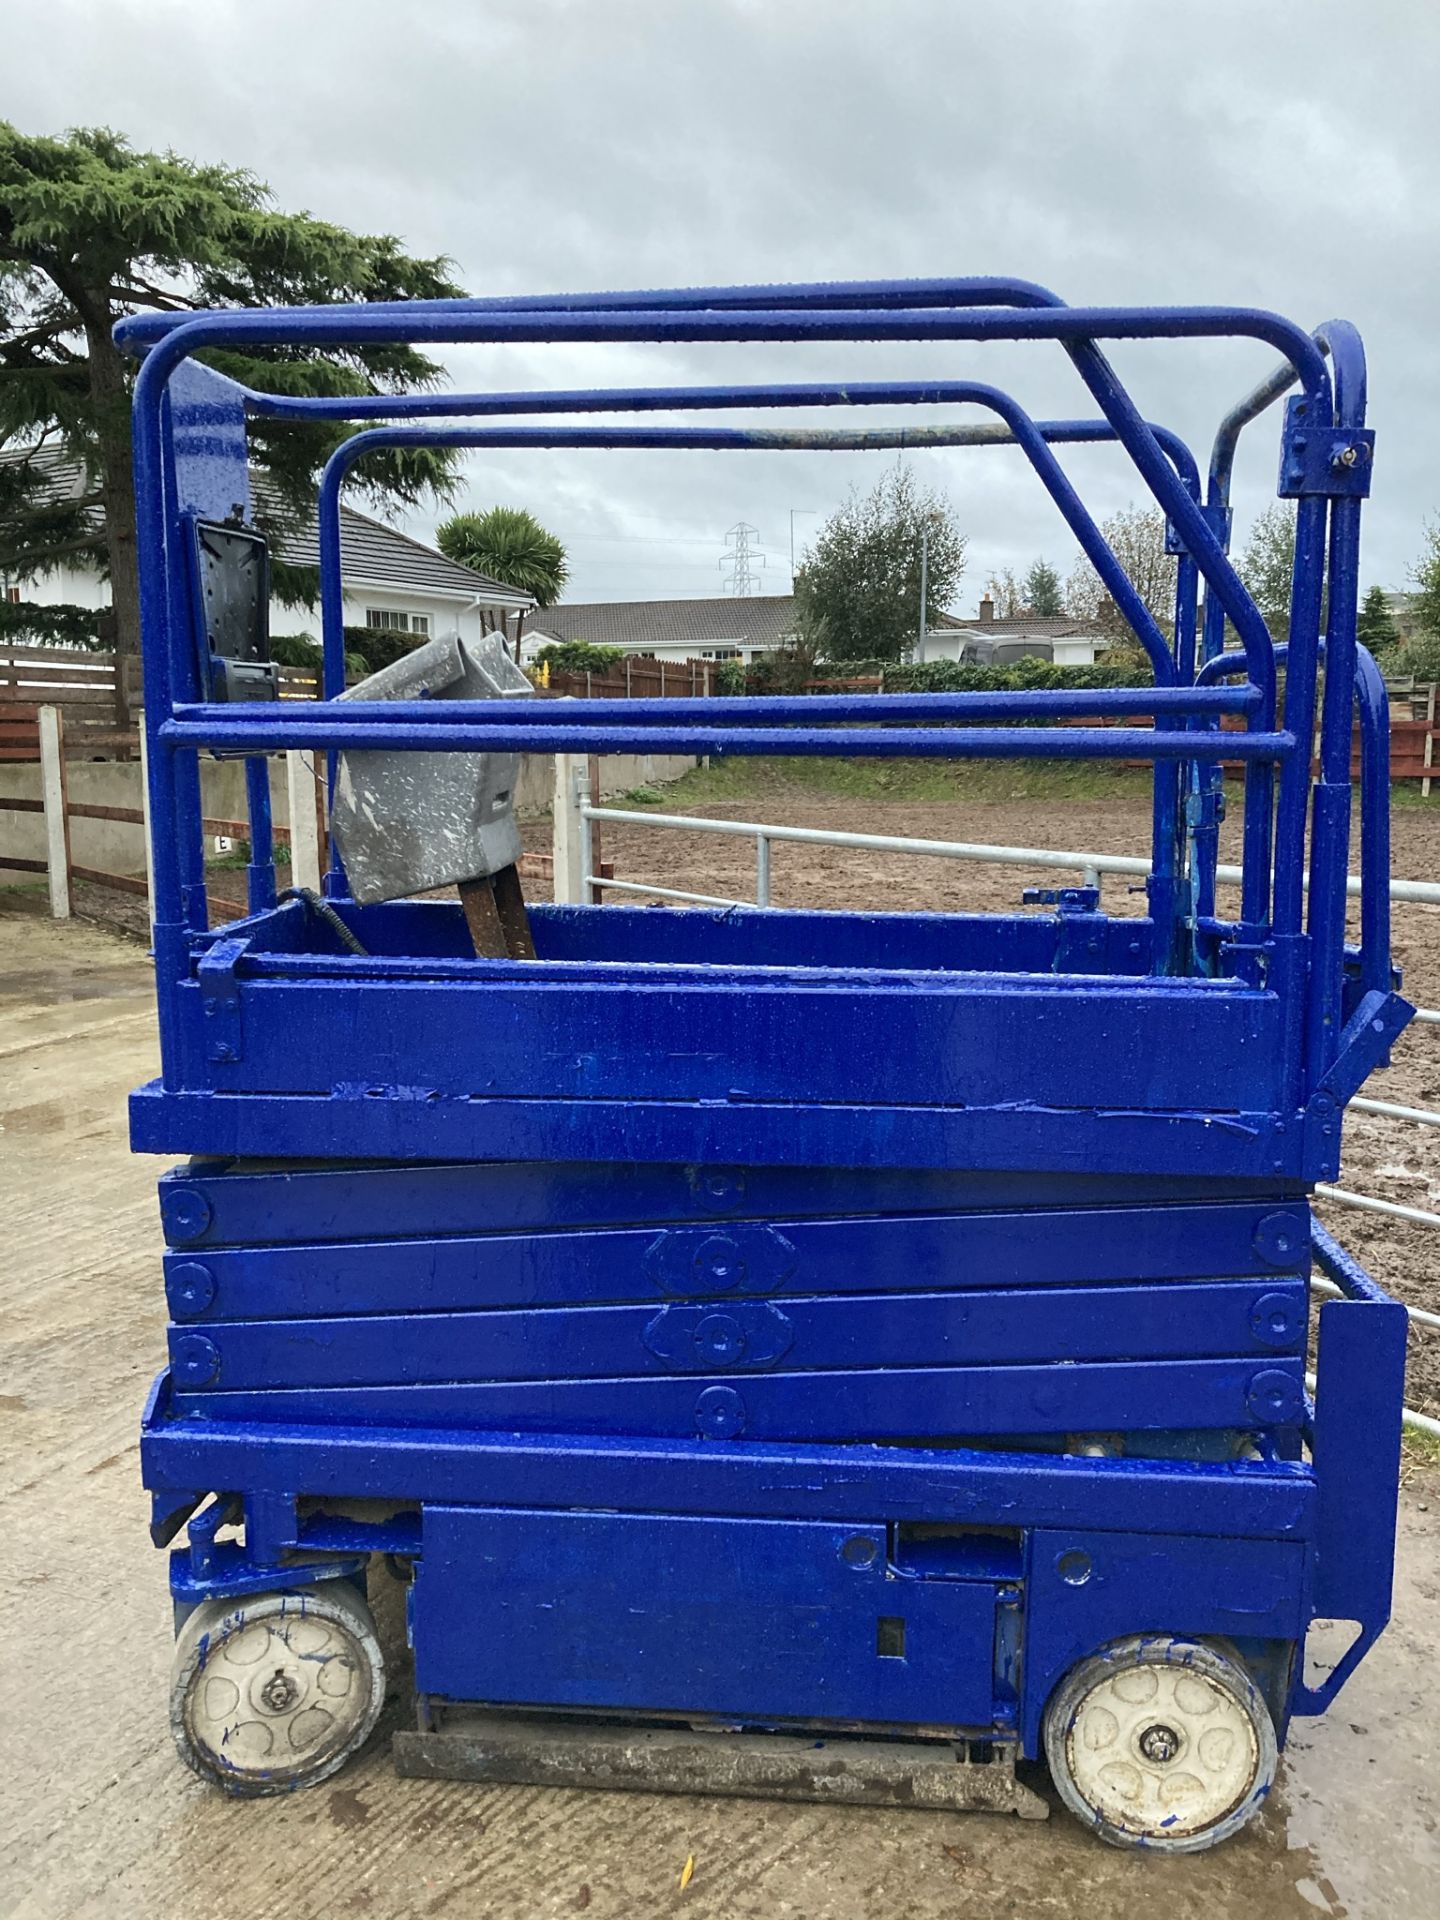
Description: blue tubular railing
xmin=123 ymin=283 xmax=1343 ymax=1082
xmin=315 ymin=413 xmax=1180 ymax=688
xmin=313 ymin=393 xmax=1203 ymax=939
xmin=242 ymin=757 xmax=276 ymax=915
xmin=161 ymin=711 xmax=1293 ymax=761
xmin=1190 ymin=638 xmax=1392 ymax=1017
xmin=114 ymin=275 xmax=1074 ymax=352
xmin=1354 ymin=646 xmax=1392 ymax=1000
xmin=1199 ymin=316 xmax=1378 ymax=1086
xmin=1307 ymin=321 xmax=1370 ymax=1076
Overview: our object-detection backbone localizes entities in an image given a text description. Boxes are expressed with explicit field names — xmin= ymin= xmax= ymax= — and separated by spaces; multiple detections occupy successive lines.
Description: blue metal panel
xmin=165 ymin=972 xmax=1285 ymax=1110
xmin=1019 ymin=1530 xmax=1306 ymax=1754
xmin=263 ymin=899 xmax=1159 ymax=976
xmin=132 ymin=1081 xmax=1302 ymax=1179
xmin=162 ymin=1200 xmax=1309 ymax=1321
xmin=174 ymin=1281 xmax=1305 ymax=1391
xmin=171 ymin=1353 xmax=1305 ymax=1439
xmin=155 ymin=1160 xmax=1305 ymax=1251
xmin=1291 ymin=1227 xmax=1410 ymax=1712
xmin=412 ymin=1507 xmax=1002 ymax=1728
xmin=166 ymin=360 xmax=253 ymax=523
xmin=141 ymin=1383 xmax=1317 ymax=1541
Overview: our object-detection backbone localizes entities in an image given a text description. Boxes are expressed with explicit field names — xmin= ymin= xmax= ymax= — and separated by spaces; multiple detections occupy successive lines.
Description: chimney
xmin=978 ymin=593 xmax=995 ymax=625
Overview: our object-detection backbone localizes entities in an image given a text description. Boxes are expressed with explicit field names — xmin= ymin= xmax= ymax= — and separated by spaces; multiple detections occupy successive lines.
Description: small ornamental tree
xmin=436 ymin=506 xmax=568 ymax=647
xmin=795 ymin=463 xmax=966 ymax=662
xmin=1064 ymin=505 xmax=1175 ymax=638
xmin=1356 ymin=584 xmax=1400 ymax=660
xmin=1022 ymin=557 xmax=1063 ymax=616
xmin=1238 ymin=503 xmax=1298 ymax=643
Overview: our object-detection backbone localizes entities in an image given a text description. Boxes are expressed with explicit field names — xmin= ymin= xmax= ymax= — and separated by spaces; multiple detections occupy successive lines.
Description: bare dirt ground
xmin=1 ymin=909 xmax=1437 ymax=1920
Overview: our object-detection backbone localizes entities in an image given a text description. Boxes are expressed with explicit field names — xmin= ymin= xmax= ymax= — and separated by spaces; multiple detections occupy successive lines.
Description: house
xmin=921 ymin=595 xmax=1110 ymax=667
xmin=1 ymin=448 xmax=532 ymax=648
xmin=520 ymin=590 xmax=1110 ymax=671
xmin=519 ymin=593 xmax=798 ymax=665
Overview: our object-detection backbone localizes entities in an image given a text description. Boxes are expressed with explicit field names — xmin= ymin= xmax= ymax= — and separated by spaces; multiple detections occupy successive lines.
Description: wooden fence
xmin=0 ymin=705 xmax=327 ymax=924
xmin=0 ymin=644 xmax=321 ymax=760
xmin=545 ymin=658 xmax=719 ymax=699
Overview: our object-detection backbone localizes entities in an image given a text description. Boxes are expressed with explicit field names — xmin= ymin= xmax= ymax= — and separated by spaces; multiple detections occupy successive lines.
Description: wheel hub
xmin=260 ymin=1669 xmax=301 ymax=1714
xmin=1138 ymin=1722 xmax=1181 ymax=1763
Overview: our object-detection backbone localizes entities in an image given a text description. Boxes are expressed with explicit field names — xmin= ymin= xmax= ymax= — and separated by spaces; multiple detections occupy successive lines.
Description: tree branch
xmin=107 ymin=281 xmax=202 ymax=313
xmin=0 ymin=532 xmax=105 ymax=569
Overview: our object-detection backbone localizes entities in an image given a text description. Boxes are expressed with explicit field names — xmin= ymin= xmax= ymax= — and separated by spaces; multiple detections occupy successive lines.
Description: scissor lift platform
xmin=125 ymin=277 xmax=1412 ymax=1851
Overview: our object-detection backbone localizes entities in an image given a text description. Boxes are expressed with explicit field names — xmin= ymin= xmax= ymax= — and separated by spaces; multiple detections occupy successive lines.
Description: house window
xmin=364 ymin=608 xmax=430 ymax=636
xmin=4 ymin=586 xmax=20 ymax=605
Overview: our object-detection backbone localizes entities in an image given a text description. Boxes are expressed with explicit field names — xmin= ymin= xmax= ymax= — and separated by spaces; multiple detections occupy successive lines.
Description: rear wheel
xmin=170 ymin=1580 xmax=385 ymax=1795
xmin=1043 ymin=1634 xmax=1276 ymax=1852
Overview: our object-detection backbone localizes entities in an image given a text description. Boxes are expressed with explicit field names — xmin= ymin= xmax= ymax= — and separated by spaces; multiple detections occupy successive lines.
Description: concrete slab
xmin=1 ymin=907 xmax=1436 ymax=1920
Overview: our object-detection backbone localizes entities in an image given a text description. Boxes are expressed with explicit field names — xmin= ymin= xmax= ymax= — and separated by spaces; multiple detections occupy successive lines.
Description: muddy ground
xmin=1 ymin=909 xmax=1437 ymax=1920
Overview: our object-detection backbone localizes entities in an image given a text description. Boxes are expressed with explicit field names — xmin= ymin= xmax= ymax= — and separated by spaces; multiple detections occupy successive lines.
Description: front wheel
xmin=170 ymin=1580 xmax=385 ymax=1795
xmin=1043 ymin=1634 xmax=1276 ymax=1852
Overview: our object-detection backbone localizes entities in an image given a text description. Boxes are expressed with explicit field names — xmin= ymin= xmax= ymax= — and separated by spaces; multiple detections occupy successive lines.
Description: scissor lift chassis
xmin=124 ymin=279 xmax=1412 ymax=1848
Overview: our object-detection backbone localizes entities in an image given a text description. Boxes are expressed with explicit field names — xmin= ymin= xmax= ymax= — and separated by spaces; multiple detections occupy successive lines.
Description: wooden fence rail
xmin=545 ymin=659 xmax=718 ymax=700
xmin=0 ymin=705 xmax=327 ymax=924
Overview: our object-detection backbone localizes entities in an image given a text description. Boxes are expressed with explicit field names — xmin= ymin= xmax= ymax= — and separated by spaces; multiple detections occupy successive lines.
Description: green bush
xmin=774 ymin=658 xmax=1140 ymax=694
xmin=342 ymin=623 xmax=420 ymax=675
xmin=533 ymin=639 xmax=627 ymax=675
xmin=714 ymin=659 xmax=747 ymax=696
xmin=269 ymin=631 xmax=323 ymax=669
xmin=0 ymin=600 xmax=106 ymax=649
xmin=1395 ymin=632 xmax=1440 ymax=681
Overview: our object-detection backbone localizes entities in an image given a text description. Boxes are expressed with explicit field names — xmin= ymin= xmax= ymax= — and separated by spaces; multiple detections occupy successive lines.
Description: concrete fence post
xmin=38 ymin=705 xmax=71 ymax=920
xmin=286 ymin=750 xmax=323 ymax=893
xmin=552 ymin=753 xmax=588 ymax=904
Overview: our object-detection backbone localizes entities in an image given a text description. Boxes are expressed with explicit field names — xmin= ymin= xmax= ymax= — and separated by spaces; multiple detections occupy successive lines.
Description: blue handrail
xmin=120 ymin=279 xmax=1366 ymax=1098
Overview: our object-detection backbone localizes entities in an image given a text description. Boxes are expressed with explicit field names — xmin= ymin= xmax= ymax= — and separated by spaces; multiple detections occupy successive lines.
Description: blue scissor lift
xmin=126 ymin=282 xmax=1412 ymax=1851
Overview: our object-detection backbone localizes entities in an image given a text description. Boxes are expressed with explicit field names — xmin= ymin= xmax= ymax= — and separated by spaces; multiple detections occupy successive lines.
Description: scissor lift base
xmin=393 ymin=1708 xmax=1050 ymax=1819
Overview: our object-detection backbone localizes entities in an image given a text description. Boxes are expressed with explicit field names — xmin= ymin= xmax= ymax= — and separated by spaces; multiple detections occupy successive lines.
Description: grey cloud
xmin=9 ymin=0 xmax=1439 ymax=604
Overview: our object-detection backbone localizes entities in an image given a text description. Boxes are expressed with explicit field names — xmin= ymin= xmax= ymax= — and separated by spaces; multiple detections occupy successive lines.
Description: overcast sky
xmin=7 ymin=0 xmax=1440 ymax=611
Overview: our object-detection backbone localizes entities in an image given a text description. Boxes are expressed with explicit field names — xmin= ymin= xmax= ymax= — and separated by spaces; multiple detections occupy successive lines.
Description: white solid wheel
xmin=1043 ymin=1635 xmax=1276 ymax=1852
xmin=170 ymin=1581 xmax=385 ymax=1796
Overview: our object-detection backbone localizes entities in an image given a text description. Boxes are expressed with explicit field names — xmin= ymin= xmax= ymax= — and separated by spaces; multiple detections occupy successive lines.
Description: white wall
xmin=14 ymin=561 xmax=517 ymax=655
xmin=1052 ymin=637 xmax=1102 ymax=667
xmin=520 ymin=633 xmax=768 ymax=666
xmin=270 ymin=584 xmax=492 ymax=645
xmin=5 ymin=561 xmax=110 ymax=612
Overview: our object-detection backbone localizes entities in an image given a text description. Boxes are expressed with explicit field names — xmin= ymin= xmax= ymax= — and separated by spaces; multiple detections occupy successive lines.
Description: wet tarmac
xmin=1 ymin=904 xmax=1436 ymax=1920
